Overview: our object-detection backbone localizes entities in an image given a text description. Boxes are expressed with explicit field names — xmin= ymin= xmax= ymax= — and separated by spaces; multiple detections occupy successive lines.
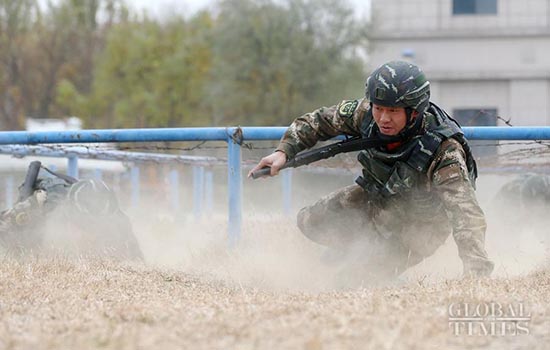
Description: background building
xmin=369 ymin=0 xmax=550 ymax=133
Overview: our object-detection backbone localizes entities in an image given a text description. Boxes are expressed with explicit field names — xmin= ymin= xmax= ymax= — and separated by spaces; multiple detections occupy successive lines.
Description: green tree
xmin=0 ymin=0 xmax=37 ymax=129
xmin=209 ymin=0 xmax=368 ymax=126
xmin=57 ymin=0 xmax=368 ymax=128
xmin=72 ymin=12 xmax=213 ymax=128
xmin=0 ymin=0 xmax=127 ymax=130
xmin=38 ymin=0 xmax=127 ymax=118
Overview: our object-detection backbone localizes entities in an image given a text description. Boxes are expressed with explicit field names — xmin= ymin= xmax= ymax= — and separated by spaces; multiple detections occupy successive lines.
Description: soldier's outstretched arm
xmin=429 ymin=139 xmax=494 ymax=277
xmin=275 ymin=99 xmax=367 ymax=160
xmin=249 ymin=99 xmax=367 ymax=177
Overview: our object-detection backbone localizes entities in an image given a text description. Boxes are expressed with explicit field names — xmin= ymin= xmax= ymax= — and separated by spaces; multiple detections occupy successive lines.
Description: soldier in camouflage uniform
xmin=494 ymin=173 xmax=550 ymax=211
xmin=249 ymin=61 xmax=494 ymax=279
xmin=489 ymin=173 xmax=550 ymax=244
xmin=0 ymin=164 xmax=143 ymax=260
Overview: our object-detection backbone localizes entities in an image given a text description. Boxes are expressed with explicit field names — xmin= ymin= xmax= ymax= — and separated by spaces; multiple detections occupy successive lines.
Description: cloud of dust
xmin=132 ymin=173 xmax=549 ymax=292
xmin=3 ymin=173 xmax=546 ymax=292
xmin=133 ymin=212 xmax=346 ymax=292
xmin=481 ymin=174 xmax=550 ymax=276
xmin=0 ymin=196 xmax=144 ymax=261
xmin=404 ymin=174 xmax=550 ymax=280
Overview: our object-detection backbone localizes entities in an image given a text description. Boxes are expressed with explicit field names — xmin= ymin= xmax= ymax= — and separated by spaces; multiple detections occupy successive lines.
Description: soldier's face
xmin=372 ymin=104 xmax=408 ymax=135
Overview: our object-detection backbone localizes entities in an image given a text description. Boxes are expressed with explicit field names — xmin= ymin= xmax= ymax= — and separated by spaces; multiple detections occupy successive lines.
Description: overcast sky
xmin=129 ymin=0 xmax=370 ymax=19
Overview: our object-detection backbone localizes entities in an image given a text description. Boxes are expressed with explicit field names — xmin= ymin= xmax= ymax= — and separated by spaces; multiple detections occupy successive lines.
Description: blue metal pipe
xmin=130 ymin=166 xmax=140 ymax=208
xmin=462 ymin=127 xmax=550 ymax=140
xmin=2 ymin=126 xmax=550 ymax=145
xmin=193 ymin=166 xmax=204 ymax=220
xmin=0 ymin=127 xmax=286 ymax=144
xmin=0 ymin=128 xmax=229 ymax=144
xmin=243 ymin=126 xmax=550 ymax=140
xmin=169 ymin=169 xmax=180 ymax=213
xmin=205 ymin=170 xmax=214 ymax=214
xmin=67 ymin=155 xmax=79 ymax=178
xmin=227 ymin=133 xmax=242 ymax=247
xmin=241 ymin=127 xmax=288 ymax=140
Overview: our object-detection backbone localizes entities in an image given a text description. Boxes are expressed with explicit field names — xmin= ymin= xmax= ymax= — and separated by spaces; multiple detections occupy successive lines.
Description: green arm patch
xmin=337 ymin=100 xmax=359 ymax=118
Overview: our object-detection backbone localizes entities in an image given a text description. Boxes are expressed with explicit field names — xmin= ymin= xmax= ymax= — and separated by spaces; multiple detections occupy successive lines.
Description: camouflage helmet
xmin=66 ymin=179 xmax=119 ymax=216
xmin=365 ymin=61 xmax=431 ymax=114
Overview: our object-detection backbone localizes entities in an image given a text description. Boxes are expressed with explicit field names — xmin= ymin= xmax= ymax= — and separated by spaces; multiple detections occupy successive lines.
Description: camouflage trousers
xmin=297 ymin=185 xmax=452 ymax=277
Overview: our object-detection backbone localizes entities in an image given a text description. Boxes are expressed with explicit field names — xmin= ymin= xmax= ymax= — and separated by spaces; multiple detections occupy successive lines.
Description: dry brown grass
xmin=0 ymin=250 xmax=548 ymax=349
xmin=2 ymin=174 xmax=550 ymax=350
xmin=3 ymin=162 xmax=549 ymax=349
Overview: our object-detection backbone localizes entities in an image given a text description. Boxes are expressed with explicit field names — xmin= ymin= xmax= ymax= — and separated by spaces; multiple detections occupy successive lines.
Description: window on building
xmin=453 ymin=108 xmax=498 ymax=158
xmin=453 ymin=0 xmax=497 ymax=15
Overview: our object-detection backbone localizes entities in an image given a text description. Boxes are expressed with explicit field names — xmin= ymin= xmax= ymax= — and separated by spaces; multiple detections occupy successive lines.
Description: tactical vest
xmin=355 ymin=102 xmax=478 ymax=202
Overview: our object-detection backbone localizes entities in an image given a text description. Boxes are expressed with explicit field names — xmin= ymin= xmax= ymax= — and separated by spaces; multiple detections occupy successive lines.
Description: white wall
xmin=432 ymin=80 xmax=509 ymax=123
xmin=369 ymin=36 xmax=550 ymax=78
xmin=369 ymin=0 xmax=550 ymax=125
xmin=371 ymin=0 xmax=550 ymax=34
xmin=509 ymin=80 xmax=550 ymax=126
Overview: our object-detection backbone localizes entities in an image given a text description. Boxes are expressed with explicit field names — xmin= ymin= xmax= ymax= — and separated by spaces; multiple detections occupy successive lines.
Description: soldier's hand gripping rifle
xmin=250 ymin=136 xmax=385 ymax=179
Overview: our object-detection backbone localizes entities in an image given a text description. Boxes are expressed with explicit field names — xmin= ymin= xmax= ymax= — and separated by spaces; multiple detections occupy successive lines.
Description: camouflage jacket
xmin=276 ymin=98 xmax=493 ymax=275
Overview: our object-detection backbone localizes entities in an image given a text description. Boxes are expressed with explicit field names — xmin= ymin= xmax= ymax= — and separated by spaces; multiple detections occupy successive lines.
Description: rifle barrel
xmin=250 ymin=136 xmax=384 ymax=179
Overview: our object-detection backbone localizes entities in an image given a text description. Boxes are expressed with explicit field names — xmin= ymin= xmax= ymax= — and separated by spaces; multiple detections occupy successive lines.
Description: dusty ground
xmin=1 ymin=173 xmax=549 ymax=349
xmin=0 ymin=256 xmax=548 ymax=350
xmin=0 ymin=216 xmax=549 ymax=350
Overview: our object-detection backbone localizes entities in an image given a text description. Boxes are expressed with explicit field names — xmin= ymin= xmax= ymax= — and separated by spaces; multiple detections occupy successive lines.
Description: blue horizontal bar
xmin=240 ymin=127 xmax=287 ymax=140
xmin=462 ymin=126 xmax=550 ymax=140
xmin=0 ymin=126 xmax=549 ymax=145
xmin=0 ymin=128 xmax=231 ymax=144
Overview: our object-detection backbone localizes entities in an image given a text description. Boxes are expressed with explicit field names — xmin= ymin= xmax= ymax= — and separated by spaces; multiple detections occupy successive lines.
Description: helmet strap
xmin=396 ymin=108 xmax=424 ymax=141
xmin=405 ymin=107 xmax=414 ymax=124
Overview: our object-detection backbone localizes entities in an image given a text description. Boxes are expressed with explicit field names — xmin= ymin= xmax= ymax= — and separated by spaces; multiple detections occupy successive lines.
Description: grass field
xmin=0 ymin=256 xmax=548 ymax=350
xmin=1 ymin=218 xmax=549 ymax=350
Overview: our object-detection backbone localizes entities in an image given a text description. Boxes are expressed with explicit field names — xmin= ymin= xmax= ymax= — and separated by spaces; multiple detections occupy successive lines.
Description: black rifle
xmin=18 ymin=161 xmax=42 ymax=202
xmin=250 ymin=136 xmax=385 ymax=179
xmin=17 ymin=161 xmax=79 ymax=202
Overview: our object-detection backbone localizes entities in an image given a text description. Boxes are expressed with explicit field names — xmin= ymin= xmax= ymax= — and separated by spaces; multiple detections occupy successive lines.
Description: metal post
xmin=205 ymin=170 xmax=214 ymax=214
xmin=67 ymin=155 xmax=79 ymax=178
xmin=193 ymin=166 xmax=204 ymax=220
xmin=169 ymin=168 xmax=180 ymax=213
xmin=282 ymin=168 xmax=293 ymax=216
xmin=93 ymin=169 xmax=103 ymax=180
xmin=5 ymin=176 xmax=14 ymax=208
xmin=130 ymin=166 xmax=140 ymax=208
xmin=227 ymin=129 xmax=242 ymax=246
